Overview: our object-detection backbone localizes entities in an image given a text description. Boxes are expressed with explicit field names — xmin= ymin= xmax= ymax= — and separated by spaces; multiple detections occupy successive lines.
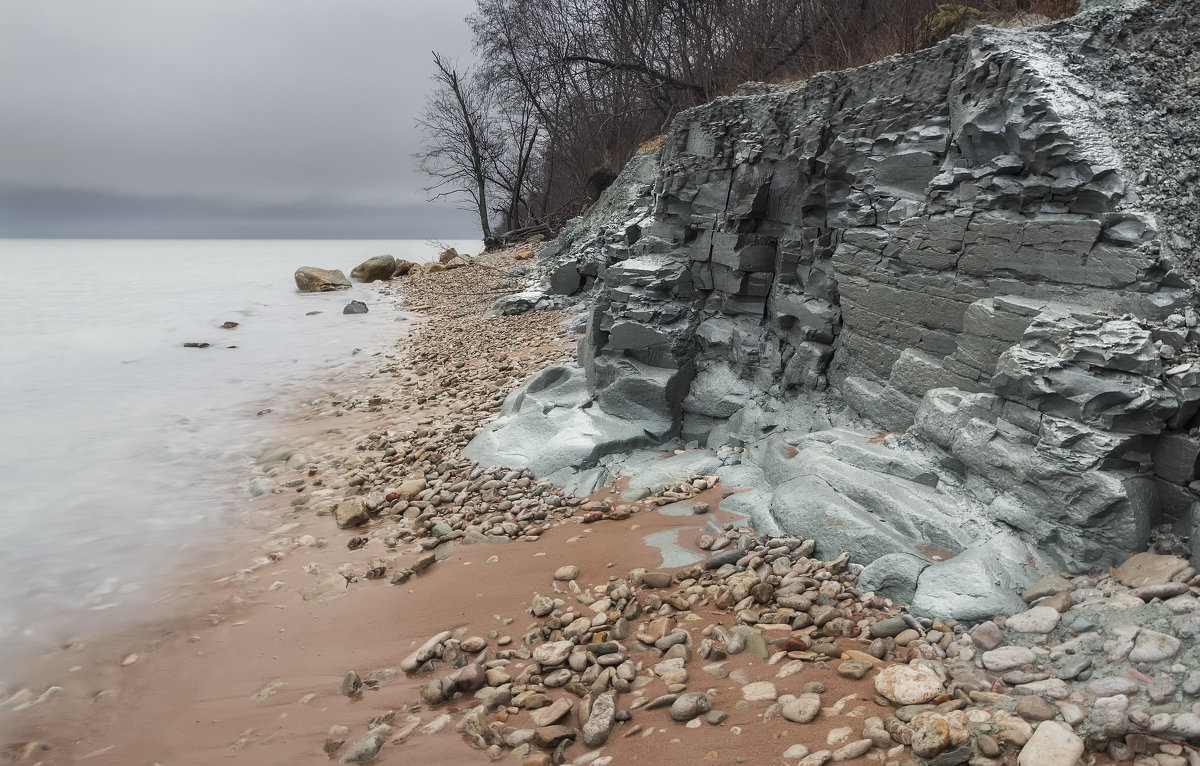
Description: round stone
xmin=1006 ymin=606 xmax=1061 ymax=634
xmin=554 ymin=565 xmax=579 ymax=581
xmin=874 ymin=663 xmax=945 ymax=705
xmin=669 ymin=692 xmax=712 ymax=722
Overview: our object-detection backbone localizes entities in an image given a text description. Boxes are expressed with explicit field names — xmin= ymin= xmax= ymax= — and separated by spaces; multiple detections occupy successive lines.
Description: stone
xmin=1115 ymin=553 xmax=1190 ymax=587
xmin=1087 ymin=676 xmax=1140 ymax=697
xmin=532 ymin=697 xmax=572 ymax=727
xmin=781 ymin=693 xmax=822 ymax=723
xmin=641 ymin=571 xmax=673 ymax=588
xmin=532 ymin=641 xmax=573 ymax=666
xmin=582 ymin=690 xmax=617 ymax=746
xmin=1016 ymin=721 xmax=1083 ymax=766
xmin=982 ymin=647 xmax=1036 ymax=672
xmin=912 ymin=717 xmax=950 ymax=757
xmin=343 ymin=300 xmax=368 ymax=315
xmin=340 ymin=726 xmax=389 ymax=763
xmin=970 ymin=621 xmax=1004 ymax=651
xmin=553 ymin=565 xmax=579 ymax=581
xmin=1022 ymin=574 xmax=1074 ymax=602
xmin=334 ymin=498 xmax=370 ymax=528
xmin=1129 ymin=630 xmax=1181 ymax=662
xmin=455 ymin=663 xmax=486 ymax=694
xmin=869 ymin=616 xmax=909 ymax=639
xmin=874 ymin=664 xmax=945 ymax=705
xmin=532 ymin=725 xmax=575 ymax=748
xmin=295 ymin=266 xmax=351 ymax=292
xmin=1006 ymin=606 xmax=1060 ymax=634
xmin=350 ymin=255 xmax=396 ymax=282
xmin=836 ymin=660 xmax=873 ymax=680
xmin=742 ymin=681 xmax=778 ymax=702
xmin=669 ymin=692 xmax=711 ymax=721
xmin=1015 ymin=696 xmax=1057 ymax=721
xmin=830 ymin=739 xmax=872 ymax=761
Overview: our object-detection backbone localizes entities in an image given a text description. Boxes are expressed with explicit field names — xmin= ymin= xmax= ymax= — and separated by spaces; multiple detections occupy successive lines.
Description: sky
xmin=0 ymin=0 xmax=481 ymax=238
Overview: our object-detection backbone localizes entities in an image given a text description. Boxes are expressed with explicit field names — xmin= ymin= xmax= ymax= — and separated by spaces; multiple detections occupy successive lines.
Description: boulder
xmin=350 ymin=255 xmax=396 ymax=282
xmin=295 ymin=266 xmax=351 ymax=292
xmin=438 ymin=247 xmax=459 ymax=264
xmin=343 ymin=300 xmax=368 ymax=315
xmin=393 ymin=260 xmax=419 ymax=277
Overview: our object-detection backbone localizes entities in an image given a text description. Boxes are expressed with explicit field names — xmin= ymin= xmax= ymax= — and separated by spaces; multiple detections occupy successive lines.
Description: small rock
xmin=1016 ymin=720 xmax=1083 ymax=766
xmin=1006 ymin=606 xmax=1060 ymax=634
xmin=742 ymin=681 xmax=777 ymax=702
xmin=334 ymin=498 xmax=370 ymax=528
xmin=830 ymin=739 xmax=872 ymax=761
xmin=1115 ymin=552 xmax=1190 ymax=587
xmin=553 ymin=565 xmax=579 ymax=581
xmin=642 ymin=571 xmax=672 ymax=588
xmin=340 ymin=726 xmax=390 ymax=763
xmin=341 ymin=671 xmax=362 ymax=697
xmin=1129 ymin=629 xmax=1181 ymax=662
xmin=781 ymin=693 xmax=822 ymax=724
xmin=875 ymin=663 xmax=945 ymax=705
xmin=870 ymin=617 xmax=908 ymax=638
xmin=836 ymin=659 xmax=873 ymax=680
xmin=582 ymin=690 xmax=617 ymax=746
xmin=982 ymin=647 xmax=1036 ymax=672
xmin=669 ymin=692 xmax=712 ymax=721
xmin=532 ymin=640 xmax=573 ymax=666
xmin=1015 ymin=696 xmax=1057 ymax=722
xmin=912 ymin=717 xmax=950 ymax=758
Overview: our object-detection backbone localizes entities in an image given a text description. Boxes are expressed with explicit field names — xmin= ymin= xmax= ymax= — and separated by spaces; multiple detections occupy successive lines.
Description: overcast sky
xmin=0 ymin=0 xmax=481 ymax=238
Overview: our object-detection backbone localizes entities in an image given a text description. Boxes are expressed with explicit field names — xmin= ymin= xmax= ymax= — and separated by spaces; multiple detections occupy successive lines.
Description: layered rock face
xmin=467 ymin=0 xmax=1200 ymax=613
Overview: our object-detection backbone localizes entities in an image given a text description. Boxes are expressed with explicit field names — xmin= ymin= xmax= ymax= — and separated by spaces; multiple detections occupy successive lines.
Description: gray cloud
xmin=0 ymin=0 xmax=480 ymax=237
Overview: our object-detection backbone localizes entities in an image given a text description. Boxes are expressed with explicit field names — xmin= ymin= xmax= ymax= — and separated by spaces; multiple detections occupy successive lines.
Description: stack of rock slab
xmin=465 ymin=0 xmax=1200 ymax=618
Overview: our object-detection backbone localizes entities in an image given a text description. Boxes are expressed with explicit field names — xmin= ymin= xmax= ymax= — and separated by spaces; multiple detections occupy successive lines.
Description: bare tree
xmin=414 ymin=53 xmax=498 ymax=243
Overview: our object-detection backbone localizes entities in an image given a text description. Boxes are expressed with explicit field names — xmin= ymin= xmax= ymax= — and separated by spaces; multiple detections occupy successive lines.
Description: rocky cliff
xmin=466 ymin=0 xmax=1200 ymax=619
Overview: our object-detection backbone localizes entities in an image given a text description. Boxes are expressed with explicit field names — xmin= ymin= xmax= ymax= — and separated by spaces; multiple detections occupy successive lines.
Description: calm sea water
xmin=0 ymin=238 xmax=477 ymax=686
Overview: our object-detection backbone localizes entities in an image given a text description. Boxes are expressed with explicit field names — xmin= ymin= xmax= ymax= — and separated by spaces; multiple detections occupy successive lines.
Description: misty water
xmin=0 ymin=238 xmax=478 ymax=688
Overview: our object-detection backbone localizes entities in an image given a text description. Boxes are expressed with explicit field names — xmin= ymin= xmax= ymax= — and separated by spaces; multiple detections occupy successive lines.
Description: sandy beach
xmin=0 ymin=249 xmax=1170 ymax=766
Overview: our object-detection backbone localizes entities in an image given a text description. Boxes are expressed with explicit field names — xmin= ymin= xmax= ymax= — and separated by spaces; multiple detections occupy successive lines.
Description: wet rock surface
xmin=469 ymin=0 xmax=1200 ymax=622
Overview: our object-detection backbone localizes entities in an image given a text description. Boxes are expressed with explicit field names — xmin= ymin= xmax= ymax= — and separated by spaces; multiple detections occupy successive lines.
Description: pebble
xmin=1129 ymin=629 xmax=1182 ymax=662
xmin=781 ymin=693 xmax=822 ymax=723
xmin=669 ymin=692 xmax=712 ymax=721
xmin=554 ymin=565 xmax=579 ymax=581
xmin=1016 ymin=721 xmax=1082 ymax=766
xmin=1014 ymin=695 xmax=1057 ymax=721
xmin=340 ymin=726 xmax=390 ymax=764
xmin=582 ymin=690 xmax=617 ymax=746
xmin=742 ymin=681 xmax=778 ymax=702
xmin=874 ymin=663 xmax=945 ymax=705
xmin=1006 ymin=606 xmax=1060 ymax=633
xmin=982 ymin=646 xmax=1036 ymax=672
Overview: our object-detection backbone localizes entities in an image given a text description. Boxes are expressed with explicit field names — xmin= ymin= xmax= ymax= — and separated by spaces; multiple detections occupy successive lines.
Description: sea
xmin=0 ymin=238 xmax=479 ymax=690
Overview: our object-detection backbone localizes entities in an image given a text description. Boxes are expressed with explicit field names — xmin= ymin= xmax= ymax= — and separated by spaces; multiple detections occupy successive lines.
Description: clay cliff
xmin=466 ymin=0 xmax=1200 ymax=619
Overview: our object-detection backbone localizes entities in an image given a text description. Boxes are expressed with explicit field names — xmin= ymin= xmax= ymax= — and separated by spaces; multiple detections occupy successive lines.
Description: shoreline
xmin=0 ymin=247 xmax=1190 ymax=766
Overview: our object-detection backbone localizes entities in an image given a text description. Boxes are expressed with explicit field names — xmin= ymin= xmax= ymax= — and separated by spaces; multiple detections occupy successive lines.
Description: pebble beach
xmin=4 ymin=247 xmax=1200 ymax=766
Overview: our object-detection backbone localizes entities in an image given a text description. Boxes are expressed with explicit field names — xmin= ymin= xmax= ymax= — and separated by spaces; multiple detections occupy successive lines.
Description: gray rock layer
xmin=471 ymin=0 xmax=1200 ymax=614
